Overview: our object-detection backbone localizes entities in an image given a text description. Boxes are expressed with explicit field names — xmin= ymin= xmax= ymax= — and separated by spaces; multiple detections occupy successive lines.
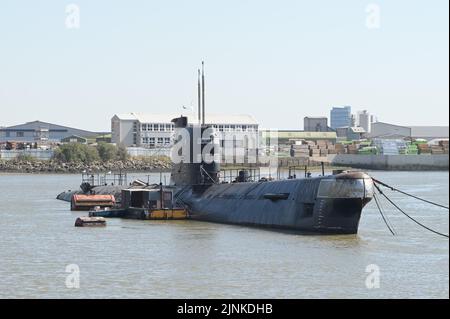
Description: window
xmin=141 ymin=124 xmax=147 ymax=131
xmin=165 ymin=124 xmax=171 ymax=131
xmin=154 ymin=124 xmax=160 ymax=131
xmin=164 ymin=137 xmax=171 ymax=145
xmin=16 ymin=132 xmax=24 ymax=137
xmin=236 ymin=125 xmax=242 ymax=132
xmin=224 ymin=125 xmax=230 ymax=132
xmin=149 ymin=138 xmax=155 ymax=147
xmin=5 ymin=132 xmax=10 ymax=138
xmin=142 ymin=137 xmax=149 ymax=144
xmin=157 ymin=137 xmax=164 ymax=145
xmin=230 ymin=125 xmax=236 ymax=131
xmin=219 ymin=125 xmax=224 ymax=132
xmin=160 ymin=124 xmax=166 ymax=132
xmin=242 ymin=125 xmax=247 ymax=132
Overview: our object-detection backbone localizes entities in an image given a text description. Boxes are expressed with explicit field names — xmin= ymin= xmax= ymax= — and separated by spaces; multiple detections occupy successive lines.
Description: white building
xmin=111 ymin=113 xmax=259 ymax=150
xmin=357 ymin=110 xmax=372 ymax=133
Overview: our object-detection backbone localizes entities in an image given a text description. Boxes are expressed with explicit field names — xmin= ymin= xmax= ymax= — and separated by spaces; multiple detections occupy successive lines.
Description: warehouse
xmin=370 ymin=122 xmax=449 ymax=141
xmin=0 ymin=121 xmax=105 ymax=144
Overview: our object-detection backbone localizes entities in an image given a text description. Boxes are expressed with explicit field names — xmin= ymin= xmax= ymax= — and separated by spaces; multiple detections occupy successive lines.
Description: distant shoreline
xmin=0 ymin=158 xmax=172 ymax=174
xmin=1 ymin=154 xmax=449 ymax=175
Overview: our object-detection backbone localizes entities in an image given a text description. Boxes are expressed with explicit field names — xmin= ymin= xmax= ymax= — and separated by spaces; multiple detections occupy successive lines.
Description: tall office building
xmin=330 ymin=106 xmax=352 ymax=129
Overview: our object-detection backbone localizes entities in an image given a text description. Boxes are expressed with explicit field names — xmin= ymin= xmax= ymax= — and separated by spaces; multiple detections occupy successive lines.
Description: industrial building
xmin=0 ymin=121 xmax=105 ymax=144
xmin=111 ymin=113 xmax=259 ymax=150
xmin=336 ymin=127 xmax=366 ymax=141
xmin=303 ymin=117 xmax=332 ymax=132
xmin=330 ymin=106 xmax=352 ymax=129
xmin=357 ymin=110 xmax=372 ymax=133
xmin=370 ymin=122 xmax=449 ymax=141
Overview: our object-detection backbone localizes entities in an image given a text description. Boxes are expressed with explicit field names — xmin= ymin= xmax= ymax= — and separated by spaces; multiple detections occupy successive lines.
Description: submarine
xmin=57 ymin=63 xmax=374 ymax=234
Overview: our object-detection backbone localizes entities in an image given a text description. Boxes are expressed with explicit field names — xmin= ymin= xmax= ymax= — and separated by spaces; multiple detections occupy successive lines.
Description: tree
xmin=96 ymin=142 xmax=118 ymax=162
xmin=117 ymin=144 xmax=129 ymax=162
xmin=53 ymin=143 xmax=100 ymax=163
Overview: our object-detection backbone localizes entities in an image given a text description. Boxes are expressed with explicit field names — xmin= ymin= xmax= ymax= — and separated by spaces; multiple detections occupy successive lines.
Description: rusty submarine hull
xmin=173 ymin=171 xmax=373 ymax=234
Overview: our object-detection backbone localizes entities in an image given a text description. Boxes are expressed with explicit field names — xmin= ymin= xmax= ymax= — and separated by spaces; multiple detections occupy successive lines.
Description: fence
xmin=0 ymin=149 xmax=54 ymax=161
xmin=126 ymin=147 xmax=171 ymax=158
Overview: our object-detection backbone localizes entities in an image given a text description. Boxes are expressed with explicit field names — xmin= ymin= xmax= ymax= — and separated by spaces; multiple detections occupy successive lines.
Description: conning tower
xmin=170 ymin=62 xmax=221 ymax=186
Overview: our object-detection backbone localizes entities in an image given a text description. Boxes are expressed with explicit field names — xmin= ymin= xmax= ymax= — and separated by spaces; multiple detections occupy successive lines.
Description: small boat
xmin=74 ymin=216 xmax=107 ymax=227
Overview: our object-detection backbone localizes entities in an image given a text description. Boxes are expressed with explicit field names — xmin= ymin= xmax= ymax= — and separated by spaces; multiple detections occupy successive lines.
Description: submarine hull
xmin=176 ymin=172 xmax=374 ymax=234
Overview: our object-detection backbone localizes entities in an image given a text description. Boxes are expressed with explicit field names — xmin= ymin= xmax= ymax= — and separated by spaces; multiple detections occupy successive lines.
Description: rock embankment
xmin=0 ymin=157 xmax=173 ymax=173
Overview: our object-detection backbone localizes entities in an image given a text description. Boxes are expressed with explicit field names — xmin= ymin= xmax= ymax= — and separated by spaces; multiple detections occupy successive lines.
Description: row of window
xmin=141 ymin=124 xmax=175 ymax=132
xmin=4 ymin=132 xmax=25 ymax=138
xmin=141 ymin=137 xmax=172 ymax=146
xmin=140 ymin=123 xmax=258 ymax=133
xmin=211 ymin=125 xmax=258 ymax=132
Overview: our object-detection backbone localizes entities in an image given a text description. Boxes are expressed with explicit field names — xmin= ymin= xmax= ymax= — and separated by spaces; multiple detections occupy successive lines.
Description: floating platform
xmin=126 ymin=208 xmax=188 ymax=220
xmin=89 ymin=209 xmax=127 ymax=218
xmin=89 ymin=208 xmax=188 ymax=220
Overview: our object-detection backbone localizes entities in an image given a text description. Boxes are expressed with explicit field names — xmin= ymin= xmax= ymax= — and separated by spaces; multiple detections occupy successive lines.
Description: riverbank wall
xmin=329 ymin=154 xmax=449 ymax=171
xmin=0 ymin=158 xmax=172 ymax=174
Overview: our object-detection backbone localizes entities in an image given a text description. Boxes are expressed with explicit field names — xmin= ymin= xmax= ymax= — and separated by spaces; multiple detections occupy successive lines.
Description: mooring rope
xmin=372 ymin=178 xmax=449 ymax=210
xmin=373 ymin=182 xmax=449 ymax=239
xmin=373 ymin=192 xmax=396 ymax=236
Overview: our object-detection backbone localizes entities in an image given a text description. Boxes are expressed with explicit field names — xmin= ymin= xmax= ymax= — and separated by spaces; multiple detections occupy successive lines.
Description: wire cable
xmin=372 ymin=178 xmax=449 ymax=210
xmin=373 ymin=192 xmax=396 ymax=236
xmin=373 ymin=183 xmax=449 ymax=239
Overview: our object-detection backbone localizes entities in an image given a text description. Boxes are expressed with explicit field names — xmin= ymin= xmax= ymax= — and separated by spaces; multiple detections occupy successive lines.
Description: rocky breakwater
xmin=0 ymin=157 xmax=173 ymax=174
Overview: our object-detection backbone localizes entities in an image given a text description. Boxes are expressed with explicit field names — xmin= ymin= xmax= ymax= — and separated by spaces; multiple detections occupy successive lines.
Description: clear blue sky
xmin=0 ymin=0 xmax=448 ymax=131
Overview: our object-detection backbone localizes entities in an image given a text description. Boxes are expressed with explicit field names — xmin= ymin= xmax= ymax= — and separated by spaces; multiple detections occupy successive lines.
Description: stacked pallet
xmin=417 ymin=143 xmax=431 ymax=154
xmin=310 ymin=148 xmax=321 ymax=157
xmin=347 ymin=144 xmax=359 ymax=154
xmin=372 ymin=139 xmax=401 ymax=155
xmin=335 ymin=143 xmax=346 ymax=154
xmin=283 ymin=140 xmax=338 ymax=158
xmin=326 ymin=144 xmax=336 ymax=154
xmin=439 ymin=140 xmax=449 ymax=154
xmin=406 ymin=144 xmax=419 ymax=155
xmin=431 ymin=145 xmax=445 ymax=155
xmin=292 ymin=144 xmax=310 ymax=158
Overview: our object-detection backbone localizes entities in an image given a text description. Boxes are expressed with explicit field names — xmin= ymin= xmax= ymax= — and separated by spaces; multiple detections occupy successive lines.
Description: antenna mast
xmin=198 ymin=69 xmax=201 ymax=124
xmin=201 ymin=61 xmax=205 ymax=125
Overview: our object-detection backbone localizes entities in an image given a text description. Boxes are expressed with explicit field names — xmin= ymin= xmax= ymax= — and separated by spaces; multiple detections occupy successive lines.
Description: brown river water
xmin=0 ymin=171 xmax=448 ymax=299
